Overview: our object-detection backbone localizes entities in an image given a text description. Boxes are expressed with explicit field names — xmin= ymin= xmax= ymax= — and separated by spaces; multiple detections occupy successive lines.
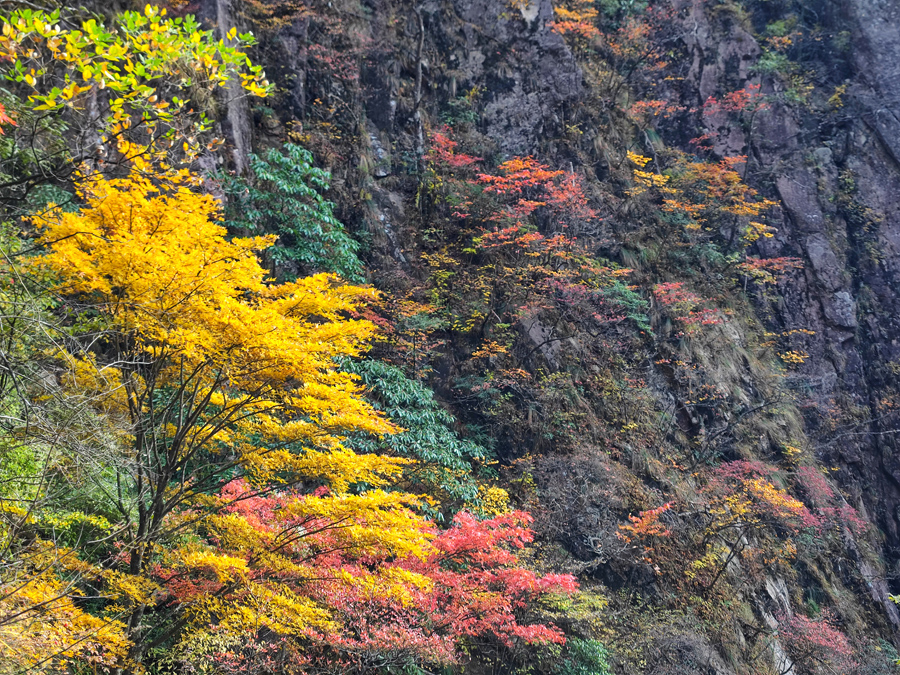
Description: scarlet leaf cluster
xmin=652 ymin=282 xmax=723 ymax=332
xmin=156 ymin=483 xmax=575 ymax=671
xmin=702 ymin=84 xmax=768 ymax=116
xmin=778 ymin=611 xmax=858 ymax=675
xmin=429 ymin=127 xmax=482 ymax=170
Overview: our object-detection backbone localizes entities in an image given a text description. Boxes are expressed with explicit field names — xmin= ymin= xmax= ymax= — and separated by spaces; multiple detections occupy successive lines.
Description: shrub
xmin=221 ymin=143 xmax=364 ymax=281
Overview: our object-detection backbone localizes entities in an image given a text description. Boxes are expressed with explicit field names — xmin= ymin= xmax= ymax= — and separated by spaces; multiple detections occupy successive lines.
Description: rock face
xmin=428 ymin=0 xmax=900 ymax=570
xmin=838 ymin=0 xmax=900 ymax=554
xmin=368 ymin=0 xmax=900 ymax=638
xmin=428 ymin=0 xmax=583 ymax=155
xmin=458 ymin=0 xmax=582 ymax=155
xmin=766 ymin=0 xmax=900 ymax=555
xmin=664 ymin=0 xmax=900 ymax=637
xmin=215 ymin=0 xmax=900 ymax=665
xmin=848 ymin=0 xmax=900 ymax=168
xmin=661 ymin=0 xmax=900 ymax=573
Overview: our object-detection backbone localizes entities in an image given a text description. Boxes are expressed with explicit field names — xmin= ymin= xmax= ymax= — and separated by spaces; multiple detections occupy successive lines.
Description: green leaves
xmin=221 ymin=143 xmax=365 ymax=282
xmin=554 ymin=638 xmax=612 ymax=675
xmin=342 ymin=359 xmax=489 ymax=501
xmin=0 ymin=4 xmax=271 ymax=168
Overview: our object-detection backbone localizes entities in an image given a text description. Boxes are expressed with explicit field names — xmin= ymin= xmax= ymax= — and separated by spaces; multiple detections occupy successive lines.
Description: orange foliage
xmin=550 ymin=0 xmax=600 ymax=42
xmin=628 ymin=152 xmax=777 ymax=241
xmin=702 ymin=84 xmax=768 ymax=116
xmin=0 ymin=102 xmax=14 ymax=133
xmin=737 ymin=257 xmax=804 ymax=284
xmin=618 ymin=502 xmax=674 ymax=542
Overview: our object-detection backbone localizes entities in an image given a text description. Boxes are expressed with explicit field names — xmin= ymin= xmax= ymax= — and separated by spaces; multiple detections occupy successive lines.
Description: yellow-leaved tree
xmin=0 ymin=4 xmax=272 ymax=201
xmin=21 ymin=169 xmax=430 ymax=669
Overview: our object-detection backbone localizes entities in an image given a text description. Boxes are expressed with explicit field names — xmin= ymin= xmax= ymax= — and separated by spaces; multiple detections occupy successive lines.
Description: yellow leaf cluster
xmin=180 ymin=551 xmax=250 ymax=583
xmin=102 ymin=570 xmax=161 ymax=613
xmin=627 ymin=151 xmax=652 ymax=168
xmin=188 ymin=582 xmax=335 ymax=637
xmin=56 ymin=352 xmax=133 ymax=425
xmin=779 ymin=349 xmax=809 ymax=365
xmin=0 ymin=543 xmax=130 ymax=672
xmin=745 ymin=479 xmax=807 ymax=520
xmin=32 ymin=171 xmax=396 ymax=475
xmin=0 ymin=5 xmax=271 ymax=164
xmin=629 ymin=169 xmax=677 ymax=198
xmin=283 ymin=490 xmax=435 ymax=560
xmin=474 ymin=485 xmax=512 ymax=517
xmin=339 ymin=565 xmax=434 ymax=606
xmin=244 ymin=445 xmax=409 ymax=490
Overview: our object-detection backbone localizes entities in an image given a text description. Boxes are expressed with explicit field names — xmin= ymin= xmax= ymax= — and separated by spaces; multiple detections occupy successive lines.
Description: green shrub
xmin=342 ymin=359 xmax=490 ymax=502
xmin=221 ymin=143 xmax=364 ymax=281
xmin=555 ymin=638 xmax=612 ymax=675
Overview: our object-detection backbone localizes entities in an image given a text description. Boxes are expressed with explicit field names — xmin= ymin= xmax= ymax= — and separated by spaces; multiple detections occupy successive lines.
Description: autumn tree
xmin=0 ymin=11 xmax=277 ymax=664
xmin=626 ymin=151 xmax=777 ymax=247
xmin=9 ymin=161 xmax=578 ymax=672
xmin=778 ymin=611 xmax=858 ymax=675
xmin=25 ymin=169 xmax=407 ymax=667
xmin=156 ymin=487 xmax=575 ymax=673
xmin=0 ymin=5 xmax=270 ymax=203
xmin=423 ymin=136 xmax=627 ymax=342
xmin=686 ymin=461 xmax=820 ymax=596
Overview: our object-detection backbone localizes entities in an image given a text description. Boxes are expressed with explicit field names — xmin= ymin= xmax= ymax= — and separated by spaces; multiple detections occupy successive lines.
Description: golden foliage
xmin=14 ymin=169 xmax=434 ymax=667
xmin=0 ymin=542 xmax=131 ymax=672
xmin=33 ymin=170 xmax=396 ymax=459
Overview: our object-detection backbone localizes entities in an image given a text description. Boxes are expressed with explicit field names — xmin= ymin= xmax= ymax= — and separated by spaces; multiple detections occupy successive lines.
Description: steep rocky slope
xmin=197 ymin=0 xmax=900 ymax=671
